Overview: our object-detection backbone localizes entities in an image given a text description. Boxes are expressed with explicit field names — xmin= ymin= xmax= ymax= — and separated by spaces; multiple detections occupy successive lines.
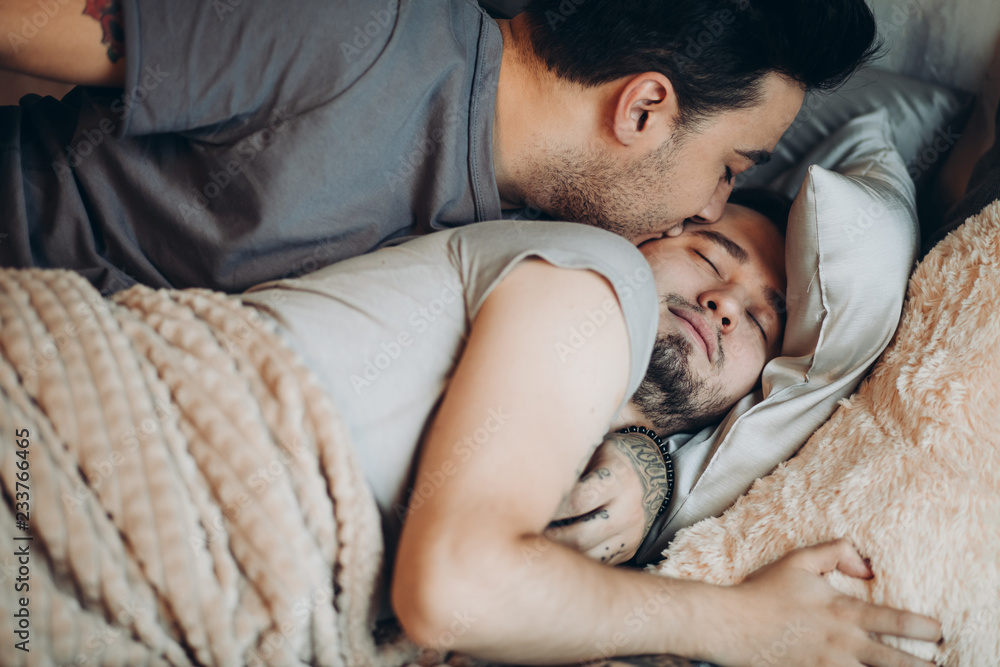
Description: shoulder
xmin=453 ymin=220 xmax=655 ymax=302
xmin=455 ymin=221 xmax=659 ymax=386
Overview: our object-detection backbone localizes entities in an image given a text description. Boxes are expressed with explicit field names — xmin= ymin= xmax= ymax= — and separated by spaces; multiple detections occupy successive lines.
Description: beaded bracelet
xmin=617 ymin=425 xmax=676 ymax=518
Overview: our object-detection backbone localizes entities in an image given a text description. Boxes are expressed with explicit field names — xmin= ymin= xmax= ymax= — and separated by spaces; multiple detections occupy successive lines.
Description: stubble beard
xmin=521 ymin=138 xmax=681 ymax=239
xmin=631 ymin=331 xmax=732 ymax=436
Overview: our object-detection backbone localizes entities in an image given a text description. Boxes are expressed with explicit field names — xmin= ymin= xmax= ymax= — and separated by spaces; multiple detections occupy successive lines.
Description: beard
xmin=630 ymin=331 xmax=733 ymax=435
xmin=519 ymin=137 xmax=681 ymax=239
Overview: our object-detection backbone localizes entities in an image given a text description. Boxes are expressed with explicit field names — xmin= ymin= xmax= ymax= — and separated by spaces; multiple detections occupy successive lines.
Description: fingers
xmin=859 ymin=605 xmax=943 ymax=644
xmin=544 ymin=512 xmax=600 ymax=552
xmin=788 ymin=539 xmax=873 ymax=580
xmin=857 ymin=636 xmax=938 ymax=667
xmin=546 ymin=507 xmax=642 ymax=564
xmin=550 ymin=467 xmax=614 ymax=522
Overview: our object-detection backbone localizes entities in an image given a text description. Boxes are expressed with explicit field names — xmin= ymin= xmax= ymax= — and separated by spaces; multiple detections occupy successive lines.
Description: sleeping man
xmin=241 ymin=194 xmax=941 ymax=666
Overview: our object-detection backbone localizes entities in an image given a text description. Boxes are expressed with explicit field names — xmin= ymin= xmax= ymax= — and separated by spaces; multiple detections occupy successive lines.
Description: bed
xmin=1 ymin=2 xmax=999 ymax=666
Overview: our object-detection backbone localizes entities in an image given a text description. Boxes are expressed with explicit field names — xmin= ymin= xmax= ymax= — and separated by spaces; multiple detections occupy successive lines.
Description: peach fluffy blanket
xmin=0 ymin=270 xmax=415 ymax=666
xmin=657 ymin=201 xmax=1000 ymax=665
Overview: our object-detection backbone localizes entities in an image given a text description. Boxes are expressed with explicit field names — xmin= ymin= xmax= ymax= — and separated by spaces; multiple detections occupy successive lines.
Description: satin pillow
xmin=637 ymin=110 xmax=919 ymax=562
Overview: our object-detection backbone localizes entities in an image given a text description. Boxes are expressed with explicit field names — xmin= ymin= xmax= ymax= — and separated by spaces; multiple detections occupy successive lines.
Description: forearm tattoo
xmin=608 ymin=432 xmax=668 ymax=539
xmin=83 ymin=0 xmax=125 ymax=64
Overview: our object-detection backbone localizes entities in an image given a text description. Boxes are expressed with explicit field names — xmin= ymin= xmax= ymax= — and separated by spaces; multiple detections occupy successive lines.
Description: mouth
xmin=670 ymin=307 xmax=716 ymax=362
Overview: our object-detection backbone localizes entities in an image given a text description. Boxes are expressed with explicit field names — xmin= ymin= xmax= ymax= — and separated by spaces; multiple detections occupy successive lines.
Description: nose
xmin=700 ymin=288 xmax=741 ymax=335
xmin=690 ymin=178 xmax=733 ymax=224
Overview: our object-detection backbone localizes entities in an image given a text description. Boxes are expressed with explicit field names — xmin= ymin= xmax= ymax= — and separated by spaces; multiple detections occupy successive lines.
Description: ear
xmin=612 ymin=72 xmax=680 ymax=148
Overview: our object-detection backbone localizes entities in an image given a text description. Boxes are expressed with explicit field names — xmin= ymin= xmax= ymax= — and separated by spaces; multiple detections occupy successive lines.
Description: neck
xmin=492 ymin=15 xmax=605 ymax=210
xmin=608 ymin=403 xmax=657 ymax=433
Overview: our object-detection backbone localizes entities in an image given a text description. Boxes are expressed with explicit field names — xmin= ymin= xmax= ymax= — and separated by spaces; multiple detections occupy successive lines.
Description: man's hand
xmin=710 ymin=540 xmax=942 ymax=667
xmin=546 ymin=431 xmax=667 ymax=565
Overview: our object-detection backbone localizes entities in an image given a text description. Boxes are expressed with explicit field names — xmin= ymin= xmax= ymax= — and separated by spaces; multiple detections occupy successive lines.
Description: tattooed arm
xmin=0 ymin=0 xmax=125 ymax=86
xmin=545 ymin=431 xmax=668 ymax=565
xmin=392 ymin=261 xmax=941 ymax=665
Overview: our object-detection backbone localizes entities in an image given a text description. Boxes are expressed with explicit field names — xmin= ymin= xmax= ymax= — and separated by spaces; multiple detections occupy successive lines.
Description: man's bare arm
xmin=1 ymin=0 xmax=125 ymax=86
xmin=391 ymin=260 xmax=941 ymax=666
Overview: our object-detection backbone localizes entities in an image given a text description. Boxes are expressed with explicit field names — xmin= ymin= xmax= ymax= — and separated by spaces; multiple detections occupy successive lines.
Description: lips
xmin=670 ymin=307 xmax=716 ymax=362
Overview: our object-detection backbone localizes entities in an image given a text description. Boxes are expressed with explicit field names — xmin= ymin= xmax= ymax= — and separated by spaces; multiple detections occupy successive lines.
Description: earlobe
xmin=613 ymin=72 xmax=679 ymax=148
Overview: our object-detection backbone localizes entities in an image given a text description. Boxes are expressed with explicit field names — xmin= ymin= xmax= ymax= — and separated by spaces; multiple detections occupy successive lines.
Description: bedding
xmin=638 ymin=69 xmax=974 ymax=559
xmin=636 ymin=110 xmax=921 ymax=562
xmin=655 ymin=198 xmax=1000 ymax=665
xmin=0 ymin=270 xmax=418 ymax=666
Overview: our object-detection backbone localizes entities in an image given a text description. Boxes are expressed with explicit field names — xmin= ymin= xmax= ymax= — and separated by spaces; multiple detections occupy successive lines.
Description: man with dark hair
xmin=0 ymin=0 xmax=876 ymax=293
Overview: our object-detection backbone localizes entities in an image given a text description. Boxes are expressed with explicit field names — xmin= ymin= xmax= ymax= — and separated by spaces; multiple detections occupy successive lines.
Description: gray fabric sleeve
xmin=118 ymin=0 xmax=400 ymax=139
xmin=451 ymin=220 xmax=659 ymax=409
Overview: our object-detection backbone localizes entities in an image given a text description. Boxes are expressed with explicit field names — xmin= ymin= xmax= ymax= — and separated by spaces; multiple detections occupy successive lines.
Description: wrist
xmin=617 ymin=425 xmax=675 ymax=519
xmin=676 ymin=580 xmax=742 ymax=662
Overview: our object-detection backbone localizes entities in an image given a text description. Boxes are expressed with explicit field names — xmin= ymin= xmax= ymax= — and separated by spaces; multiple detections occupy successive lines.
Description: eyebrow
xmin=737 ymin=148 xmax=772 ymax=166
xmin=691 ymin=229 xmax=749 ymax=264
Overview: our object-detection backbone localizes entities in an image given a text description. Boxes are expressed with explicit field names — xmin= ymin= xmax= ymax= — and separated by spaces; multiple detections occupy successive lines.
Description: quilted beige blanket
xmin=0 ymin=270 xmax=417 ymax=666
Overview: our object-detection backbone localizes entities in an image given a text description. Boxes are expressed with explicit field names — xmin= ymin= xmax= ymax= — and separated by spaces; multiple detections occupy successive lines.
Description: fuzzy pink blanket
xmin=0 ymin=270 xmax=418 ymax=666
xmin=657 ymin=201 xmax=1000 ymax=665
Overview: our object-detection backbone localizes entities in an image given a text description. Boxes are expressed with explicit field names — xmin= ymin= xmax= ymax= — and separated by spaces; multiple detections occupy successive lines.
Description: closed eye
xmin=694 ymin=251 xmax=720 ymax=277
xmin=724 ymin=167 xmax=734 ymax=185
xmin=748 ymin=311 xmax=768 ymax=343
xmin=697 ymin=249 xmax=769 ymax=343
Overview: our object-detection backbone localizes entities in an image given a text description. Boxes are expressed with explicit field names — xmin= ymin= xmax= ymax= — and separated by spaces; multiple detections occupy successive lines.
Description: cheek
xmin=725 ymin=335 xmax=767 ymax=391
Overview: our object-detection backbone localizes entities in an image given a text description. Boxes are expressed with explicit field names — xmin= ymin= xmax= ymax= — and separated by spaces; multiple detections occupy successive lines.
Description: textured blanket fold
xmin=0 ymin=270 xmax=416 ymax=666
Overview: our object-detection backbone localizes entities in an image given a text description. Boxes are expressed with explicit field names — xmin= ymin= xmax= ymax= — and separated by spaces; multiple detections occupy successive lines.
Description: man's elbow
xmin=391 ymin=540 xmax=497 ymax=650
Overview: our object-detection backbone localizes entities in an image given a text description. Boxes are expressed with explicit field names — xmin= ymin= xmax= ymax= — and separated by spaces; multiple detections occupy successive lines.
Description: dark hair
xmin=521 ymin=0 xmax=881 ymax=125
xmin=728 ymin=187 xmax=792 ymax=236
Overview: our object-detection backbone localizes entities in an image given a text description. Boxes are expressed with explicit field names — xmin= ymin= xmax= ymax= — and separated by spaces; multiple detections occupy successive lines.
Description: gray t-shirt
xmin=241 ymin=220 xmax=658 ymax=613
xmin=0 ymin=0 xmax=503 ymax=293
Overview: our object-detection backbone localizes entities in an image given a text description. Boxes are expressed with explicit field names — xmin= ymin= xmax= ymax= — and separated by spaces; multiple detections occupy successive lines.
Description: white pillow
xmin=635 ymin=110 xmax=918 ymax=563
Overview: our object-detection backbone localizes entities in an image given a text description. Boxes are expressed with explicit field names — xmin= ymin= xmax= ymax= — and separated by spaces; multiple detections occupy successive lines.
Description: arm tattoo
xmin=608 ymin=433 xmax=667 ymax=538
xmin=83 ymin=0 xmax=125 ymax=64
